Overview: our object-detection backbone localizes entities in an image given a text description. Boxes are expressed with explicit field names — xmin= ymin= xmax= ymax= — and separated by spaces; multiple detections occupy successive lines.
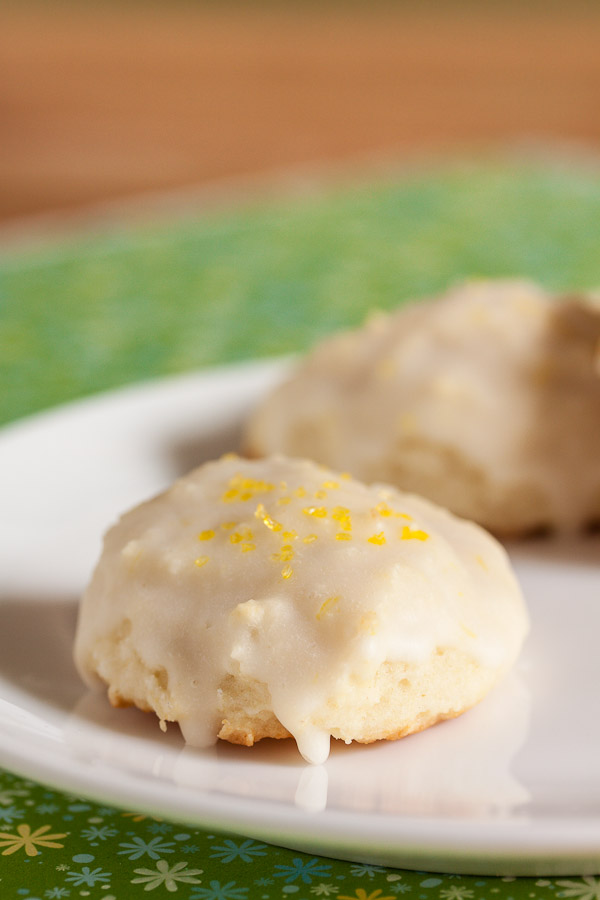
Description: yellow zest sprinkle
xmin=368 ymin=532 xmax=386 ymax=545
xmin=198 ymin=529 xmax=215 ymax=541
xmin=221 ymin=521 xmax=237 ymax=530
xmin=230 ymin=529 xmax=253 ymax=544
xmin=271 ymin=545 xmax=294 ymax=562
xmin=316 ymin=595 xmax=340 ymax=620
xmin=294 ymin=486 xmax=307 ymax=498
xmin=254 ymin=502 xmax=282 ymax=532
xmin=322 ymin=480 xmax=339 ymax=490
xmin=279 ymin=481 xmax=288 ymax=490
xmin=332 ymin=506 xmax=352 ymax=531
xmin=303 ymin=534 xmax=318 ymax=543
xmin=221 ymin=474 xmax=275 ymax=503
xmin=314 ymin=489 xmax=328 ymax=499
xmin=374 ymin=501 xmax=411 ymax=520
xmin=277 ymin=496 xmax=291 ymax=506
xmin=461 ymin=623 xmax=476 ymax=638
xmin=221 ymin=452 xmax=238 ymax=461
xmin=340 ymin=472 xmax=352 ymax=480
xmin=241 ymin=543 xmax=256 ymax=553
xmin=303 ymin=506 xmax=327 ymax=518
xmin=282 ymin=529 xmax=297 ymax=541
xmin=476 ymin=554 xmax=488 ymax=571
xmin=281 ymin=565 xmax=294 ymax=579
xmin=335 ymin=533 xmax=352 ymax=541
xmin=400 ymin=525 xmax=429 ymax=541
xmin=194 ymin=556 xmax=209 ymax=568
xmin=262 ymin=515 xmax=282 ymax=531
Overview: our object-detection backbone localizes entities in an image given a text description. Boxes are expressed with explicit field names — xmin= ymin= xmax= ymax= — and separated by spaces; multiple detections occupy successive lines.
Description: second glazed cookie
xmin=245 ymin=280 xmax=600 ymax=535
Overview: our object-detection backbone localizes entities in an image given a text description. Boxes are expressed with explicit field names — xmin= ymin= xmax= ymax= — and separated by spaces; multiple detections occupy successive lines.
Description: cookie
xmin=245 ymin=280 xmax=600 ymax=535
xmin=74 ymin=455 xmax=528 ymax=764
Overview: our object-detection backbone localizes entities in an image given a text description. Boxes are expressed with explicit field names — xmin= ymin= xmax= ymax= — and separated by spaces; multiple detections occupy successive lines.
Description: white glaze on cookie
xmin=74 ymin=455 xmax=528 ymax=764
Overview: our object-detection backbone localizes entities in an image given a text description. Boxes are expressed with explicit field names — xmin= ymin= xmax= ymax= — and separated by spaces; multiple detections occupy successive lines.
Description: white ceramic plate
xmin=1 ymin=359 xmax=599 ymax=876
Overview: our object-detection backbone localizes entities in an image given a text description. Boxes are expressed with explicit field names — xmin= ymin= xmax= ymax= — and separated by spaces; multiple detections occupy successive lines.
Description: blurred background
xmin=2 ymin=1 xmax=600 ymax=425
xmin=2 ymin=2 xmax=600 ymax=222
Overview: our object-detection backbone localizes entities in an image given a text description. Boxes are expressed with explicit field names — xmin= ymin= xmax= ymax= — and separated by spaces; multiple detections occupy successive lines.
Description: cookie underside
xmin=92 ymin=633 xmax=499 ymax=749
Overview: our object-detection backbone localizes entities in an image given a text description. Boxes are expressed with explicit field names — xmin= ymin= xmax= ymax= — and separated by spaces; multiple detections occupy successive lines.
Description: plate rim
xmin=1 ymin=360 xmax=600 ymax=876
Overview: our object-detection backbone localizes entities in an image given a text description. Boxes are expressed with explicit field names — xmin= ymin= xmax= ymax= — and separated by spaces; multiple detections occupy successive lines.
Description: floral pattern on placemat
xmin=1 ymin=769 xmax=596 ymax=899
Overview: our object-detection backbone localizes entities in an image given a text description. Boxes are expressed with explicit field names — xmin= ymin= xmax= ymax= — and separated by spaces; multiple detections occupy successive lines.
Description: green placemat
xmin=3 ymin=769 xmax=593 ymax=900
xmin=2 ymin=160 xmax=600 ymax=428
xmin=2 ymin=160 xmax=600 ymax=893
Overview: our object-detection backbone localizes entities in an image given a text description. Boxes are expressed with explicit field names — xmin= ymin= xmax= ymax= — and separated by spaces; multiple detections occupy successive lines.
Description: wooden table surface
xmin=2 ymin=3 xmax=600 ymax=223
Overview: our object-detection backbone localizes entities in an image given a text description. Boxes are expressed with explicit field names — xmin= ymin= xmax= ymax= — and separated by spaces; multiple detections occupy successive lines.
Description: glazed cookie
xmin=74 ymin=455 xmax=528 ymax=764
xmin=245 ymin=280 xmax=600 ymax=535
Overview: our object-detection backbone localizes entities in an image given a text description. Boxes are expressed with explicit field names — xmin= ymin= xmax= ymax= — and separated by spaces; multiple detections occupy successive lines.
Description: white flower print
xmin=131 ymin=859 xmax=203 ymax=892
xmin=440 ymin=888 xmax=475 ymax=900
xmin=557 ymin=878 xmax=600 ymax=900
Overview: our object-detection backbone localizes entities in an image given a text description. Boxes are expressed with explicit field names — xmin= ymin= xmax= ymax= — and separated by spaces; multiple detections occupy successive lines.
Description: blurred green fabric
xmin=2 ymin=161 xmax=600 ymax=428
